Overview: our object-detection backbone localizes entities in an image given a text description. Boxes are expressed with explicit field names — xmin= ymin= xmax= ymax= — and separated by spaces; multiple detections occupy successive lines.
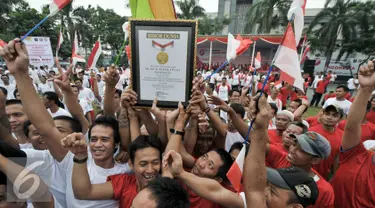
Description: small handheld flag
xmin=20 ymin=0 xmax=71 ymax=41
xmin=227 ymin=144 xmax=247 ymax=193
xmin=56 ymin=27 xmax=64 ymax=57
xmin=254 ymin=52 xmax=261 ymax=69
xmin=87 ymin=38 xmax=102 ymax=70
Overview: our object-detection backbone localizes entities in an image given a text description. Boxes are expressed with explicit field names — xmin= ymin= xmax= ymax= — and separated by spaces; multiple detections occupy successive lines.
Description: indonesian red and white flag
xmin=87 ymin=38 xmax=102 ymax=70
xmin=72 ymin=31 xmax=79 ymax=55
xmin=56 ymin=28 xmax=63 ymax=57
xmin=0 ymin=39 xmax=7 ymax=49
xmin=72 ymin=53 xmax=86 ymax=65
xmin=226 ymin=33 xmax=252 ymax=62
xmin=273 ymin=24 xmax=305 ymax=92
xmin=226 ymin=144 xmax=246 ymax=193
xmin=49 ymin=0 xmax=71 ymax=17
xmin=287 ymin=0 xmax=304 ymax=45
xmin=254 ymin=52 xmax=261 ymax=69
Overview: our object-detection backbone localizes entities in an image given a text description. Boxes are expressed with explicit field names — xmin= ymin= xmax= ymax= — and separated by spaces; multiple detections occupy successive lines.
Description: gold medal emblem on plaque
xmin=157 ymin=51 xmax=169 ymax=65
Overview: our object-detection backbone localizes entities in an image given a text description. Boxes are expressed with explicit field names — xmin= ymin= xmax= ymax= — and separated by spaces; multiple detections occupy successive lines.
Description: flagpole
xmin=248 ymin=41 xmax=257 ymax=95
xmin=244 ymin=14 xmax=295 ymax=143
xmin=114 ymin=39 xmax=127 ymax=65
xmin=20 ymin=15 xmax=51 ymax=41
xmin=249 ymin=41 xmax=256 ymax=70
xmin=205 ymin=60 xmax=228 ymax=81
xmin=208 ymin=40 xmax=213 ymax=70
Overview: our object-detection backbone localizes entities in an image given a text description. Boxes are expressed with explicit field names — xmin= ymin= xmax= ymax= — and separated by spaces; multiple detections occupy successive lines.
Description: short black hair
xmin=12 ymin=88 xmax=18 ymax=98
xmin=23 ymin=120 xmax=33 ymax=137
xmin=230 ymin=103 xmax=245 ymax=118
xmin=114 ymin=89 xmax=122 ymax=97
xmin=229 ymin=142 xmax=250 ymax=156
xmin=269 ymin=103 xmax=278 ymax=114
xmin=288 ymin=121 xmax=308 ymax=133
xmin=229 ymin=89 xmax=240 ymax=97
xmin=129 ymin=135 xmax=164 ymax=163
xmin=212 ymin=148 xmax=233 ymax=181
xmin=0 ymin=86 xmax=7 ymax=97
xmin=43 ymin=91 xmax=64 ymax=108
xmin=88 ymin=115 xmax=120 ymax=144
xmin=336 ymin=85 xmax=349 ymax=92
xmin=147 ymin=177 xmax=190 ymax=208
xmin=54 ymin=116 xmax=83 ymax=133
xmin=74 ymin=77 xmax=83 ymax=83
xmin=5 ymin=99 xmax=22 ymax=106
xmin=292 ymin=98 xmax=302 ymax=107
xmin=1 ymin=74 xmax=9 ymax=79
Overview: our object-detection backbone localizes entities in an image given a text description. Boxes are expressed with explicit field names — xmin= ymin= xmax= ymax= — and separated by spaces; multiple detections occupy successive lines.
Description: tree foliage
xmin=175 ymin=0 xmax=231 ymax=35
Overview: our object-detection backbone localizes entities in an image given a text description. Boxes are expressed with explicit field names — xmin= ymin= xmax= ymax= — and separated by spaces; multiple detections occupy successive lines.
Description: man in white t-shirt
xmin=347 ymin=73 xmax=359 ymax=95
xmin=38 ymin=75 xmax=54 ymax=93
xmin=0 ymin=74 xmax=15 ymax=99
xmin=96 ymin=73 xmax=105 ymax=98
xmin=74 ymin=77 xmax=95 ymax=104
xmin=42 ymin=91 xmax=72 ymax=118
xmin=216 ymin=77 xmax=231 ymax=102
xmin=71 ymin=85 xmax=94 ymax=123
xmin=323 ymin=85 xmax=352 ymax=115
xmin=231 ymin=69 xmax=240 ymax=89
xmin=267 ymin=87 xmax=283 ymax=112
xmin=224 ymin=103 xmax=245 ymax=151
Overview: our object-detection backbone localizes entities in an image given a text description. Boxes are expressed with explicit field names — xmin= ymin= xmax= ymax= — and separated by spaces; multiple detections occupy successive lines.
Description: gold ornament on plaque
xmin=157 ymin=51 xmax=169 ymax=65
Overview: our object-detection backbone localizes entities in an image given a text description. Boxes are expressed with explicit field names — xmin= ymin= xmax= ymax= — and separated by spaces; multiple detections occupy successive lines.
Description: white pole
xmin=208 ymin=40 xmax=213 ymax=70
xmin=250 ymin=41 xmax=256 ymax=69
xmin=299 ymin=43 xmax=305 ymax=63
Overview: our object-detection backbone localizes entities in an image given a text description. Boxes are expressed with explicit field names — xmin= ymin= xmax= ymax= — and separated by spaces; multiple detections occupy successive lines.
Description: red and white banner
xmin=274 ymin=24 xmax=305 ymax=91
xmin=56 ymin=28 xmax=63 ymax=57
xmin=87 ymin=38 xmax=102 ymax=70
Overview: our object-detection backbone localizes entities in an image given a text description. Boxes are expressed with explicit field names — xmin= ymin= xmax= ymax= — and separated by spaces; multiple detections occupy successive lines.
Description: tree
xmin=175 ymin=0 xmax=231 ymax=35
xmin=307 ymin=0 xmax=373 ymax=73
xmin=244 ymin=0 xmax=290 ymax=34
xmin=0 ymin=0 xmax=22 ymax=31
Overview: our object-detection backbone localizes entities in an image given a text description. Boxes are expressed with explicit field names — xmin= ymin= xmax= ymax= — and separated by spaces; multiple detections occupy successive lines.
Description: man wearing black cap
xmin=244 ymin=94 xmax=320 ymax=208
xmin=309 ymin=104 xmax=344 ymax=180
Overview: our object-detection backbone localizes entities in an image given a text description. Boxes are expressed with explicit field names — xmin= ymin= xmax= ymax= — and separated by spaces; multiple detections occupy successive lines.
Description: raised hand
xmin=54 ymin=65 xmax=73 ymax=92
xmin=198 ymin=113 xmax=209 ymax=133
xmin=166 ymin=109 xmax=179 ymax=125
xmin=175 ymin=102 xmax=190 ymax=129
xmin=358 ymin=61 xmax=375 ymax=89
xmin=121 ymin=89 xmax=138 ymax=107
xmin=0 ymin=39 xmax=29 ymax=76
xmin=250 ymin=94 xmax=269 ymax=130
xmin=103 ymin=64 xmax=120 ymax=88
xmin=150 ymin=98 xmax=166 ymax=119
xmin=60 ymin=133 xmax=88 ymax=159
xmin=163 ymin=150 xmax=184 ymax=177
xmin=207 ymin=95 xmax=231 ymax=112
xmin=189 ymin=90 xmax=208 ymax=111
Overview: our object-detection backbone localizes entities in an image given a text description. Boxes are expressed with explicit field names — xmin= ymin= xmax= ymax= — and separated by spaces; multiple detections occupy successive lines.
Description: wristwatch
xmin=170 ymin=128 xmax=185 ymax=136
xmin=73 ymin=156 xmax=88 ymax=164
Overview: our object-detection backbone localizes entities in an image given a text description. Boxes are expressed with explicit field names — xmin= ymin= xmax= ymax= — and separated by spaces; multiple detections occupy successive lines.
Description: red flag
xmin=226 ymin=145 xmax=246 ymax=193
xmin=49 ymin=0 xmax=71 ymax=16
xmin=235 ymin=34 xmax=253 ymax=57
xmin=226 ymin=33 xmax=252 ymax=61
xmin=87 ymin=38 xmax=102 ymax=70
xmin=273 ymin=24 xmax=305 ymax=92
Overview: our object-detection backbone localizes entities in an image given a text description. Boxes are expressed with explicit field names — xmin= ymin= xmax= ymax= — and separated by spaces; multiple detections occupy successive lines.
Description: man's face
xmin=271 ymin=88 xmax=279 ymax=97
xmin=222 ymin=78 xmax=227 ymax=85
xmin=27 ymin=124 xmax=46 ymax=150
xmin=96 ymin=74 xmax=101 ymax=81
xmin=54 ymin=119 xmax=74 ymax=138
xmin=89 ymin=125 xmax=116 ymax=162
xmin=287 ymin=143 xmax=313 ymax=166
xmin=74 ymin=80 xmax=82 ymax=89
xmin=42 ymin=96 xmax=51 ymax=109
xmin=229 ymin=91 xmax=241 ymax=103
xmin=282 ymin=124 xmax=304 ymax=148
xmin=195 ymin=129 xmax=214 ymax=155
xmin=6 ymin=104 xmax=28 ymax=133
xmin=191 ymin=150 xmax=224 ymax=181
xmin=131 ymin=188 xmax=156 ymax=208
xmin=287 ymin=101 xmax=300 ymax=113
xmin=276 ymin=114 xmax=291 ymax=131
xmin=78 ymin=72 xmax=84 ymax=79
xmin=130 ymin=147 xmax=161 ymax=190
xmin=265 ymin=183 xmax=298 ymax=208
xmin=335 ymin=88 xmax=345 ymax=99
xmin=71 ymin=87 xmax=79 ymax=97
xmin=321 ymin=110 xmax=341 ymax=127
xmin=1 ymin=76 xmax=9 ymax=84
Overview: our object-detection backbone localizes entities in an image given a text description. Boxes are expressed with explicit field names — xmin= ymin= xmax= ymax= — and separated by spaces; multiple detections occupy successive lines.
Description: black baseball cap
xmin=324 ymin=104 xmax=344 ymax=118
xmin=267 ymin=167 xmax=319 ymax=207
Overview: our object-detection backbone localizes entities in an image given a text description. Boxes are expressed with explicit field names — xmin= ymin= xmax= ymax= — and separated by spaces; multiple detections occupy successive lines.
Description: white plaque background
xmin=138 ymin=30 xmax=188 ymax=102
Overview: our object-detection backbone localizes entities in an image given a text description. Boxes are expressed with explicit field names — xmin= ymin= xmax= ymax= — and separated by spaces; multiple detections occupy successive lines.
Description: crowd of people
xmin=0 ymin=39 xmax=374 ymax=208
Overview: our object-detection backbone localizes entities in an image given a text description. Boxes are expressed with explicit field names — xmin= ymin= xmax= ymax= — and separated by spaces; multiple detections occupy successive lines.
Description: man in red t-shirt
xmin=268 ymin=110 xmax=294 ymax=144
xmin=273 ymin=121 xmax=308 ymax=153
xmin=309 ymin=105 xmax=344 ymax=180
xmin=310 ymin=77 xmax=330 ymax=107
xmin=266 ymin=132 xmax=335 ymax=208
xmin=330 ymin=63 xmax=375 ymax=208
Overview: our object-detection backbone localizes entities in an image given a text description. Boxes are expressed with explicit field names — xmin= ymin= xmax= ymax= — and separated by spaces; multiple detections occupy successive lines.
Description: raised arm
xmin=293 ymin=99 xmax=309 ymax=121
xmin=164 ymin=150 xmax=244 ymax=208
xmin=165 ymin=103 xmax=189 ymax=154
xmin=0 ymin=154 xmax=54 ymax=208
xmin=150 ymin=99 xmax=168 ymax=147
xmin=54 ymin=66 xmax=89 ymax=134
xmin=244 ymin=95 xmax=270 ymax=207
xmin=342 ymin=62 xmax=375 ymax=150
xmin=103 ymin=65 xmax=119 ymax=116
xmin=183 ymin=115 xmax=199 ymax=154
xmin=0 ymin=39 xmax=66 ymax=161
xmin=61 ymin=133 xmax=114 ymax=200
xmin=90 ymin=73 xmax=102 ymax=103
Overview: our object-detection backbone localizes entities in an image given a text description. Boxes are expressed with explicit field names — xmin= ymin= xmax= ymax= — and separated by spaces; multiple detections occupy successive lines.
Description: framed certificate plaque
xmin=129 ymin=19 xmax=197 ymax=108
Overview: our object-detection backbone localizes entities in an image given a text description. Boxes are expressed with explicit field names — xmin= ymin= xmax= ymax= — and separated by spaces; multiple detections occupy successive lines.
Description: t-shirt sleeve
xmin=340 ymin=143 xmax=367 ymax=163
xmin=107 ymin=174 xmax=132 ymax=200
xmin=266 ymin=145 xmax=287 ymax=168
